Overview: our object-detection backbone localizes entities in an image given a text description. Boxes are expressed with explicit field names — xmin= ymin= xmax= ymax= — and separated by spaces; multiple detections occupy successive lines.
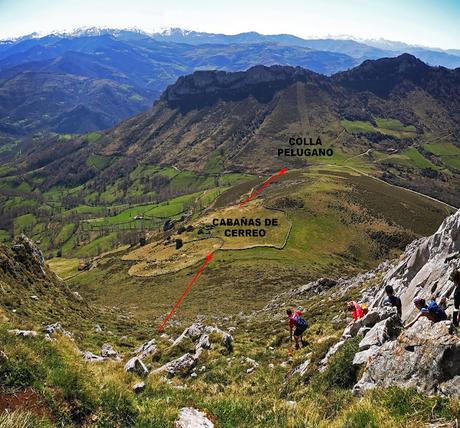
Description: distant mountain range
xmin=0 ymin=28 xmax=459 ymax=138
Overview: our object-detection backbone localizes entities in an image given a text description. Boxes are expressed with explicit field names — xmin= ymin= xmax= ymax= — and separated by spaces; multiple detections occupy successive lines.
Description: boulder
xmin=134 ymin=339 xmax=157 ymax=359
xmin=101 ymin=344 xmax=122 ymax=361
xmin=358 ymin=313 xmax=402 ymax=351
xmin=8 ymin=329 xmax=38 ymax=337
xmin=43 ymin=323 xmax=73 ymax=338
xmin=292 ymin=359 xmax=311 ymax=377
xmin=132 ymin=381 xmax=146 ymax=394
xmin=153 ymin=353 xmax=196 ymax=378
xmin=353 ymin=319 xmax=460 ymax=395
xmin=124 ymin=357 xmax=149 ymax=377
xmin=82 ymin=351 xmax=105 ymax=362
xmin=203 ymin=326 xmax=233 ymax=351
xmin=353 ymin=346 xmax=380 ymax=366
xmin=175 ymin=407 xmax=214 ymax=428
xmin=173 ymin=323 xmax=204 ymax=347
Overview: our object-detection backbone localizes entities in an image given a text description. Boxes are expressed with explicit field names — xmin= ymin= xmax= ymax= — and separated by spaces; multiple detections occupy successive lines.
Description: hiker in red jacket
xmin=346 ymin=301 xmax=364 ymax=321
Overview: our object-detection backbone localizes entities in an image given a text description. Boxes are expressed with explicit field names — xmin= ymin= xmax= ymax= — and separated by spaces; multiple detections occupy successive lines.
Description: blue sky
xmin=0 ymin=0 xmax=459 ymax=49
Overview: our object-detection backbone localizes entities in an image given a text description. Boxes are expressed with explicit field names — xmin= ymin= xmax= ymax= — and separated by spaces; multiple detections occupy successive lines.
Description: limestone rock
xmin=43 ymin=323 xmax=73 ymax=338
xmin=101 ymin=344 xmax=121 ymax=361
xmin=175 ymin=407 xmax=214 ymax=428
xmin=125 ymin=357 xmax=149 ymax=376
xmin=8 ymin=329 xmax=38 ymax=337
xmin=153 ymin=353 xmax=196 ymax=378
xmin=82 ymin=351 xmax=105 ymax=362
xmin=353 ymin=346 xmax=380 ymax=366
xmin=132 ymin=381 xmax=146 ymax=394
xmin=134 ymin=339 xmax=157 ymax=359
xmin=353 ymin=319 xmax=460 ymax=395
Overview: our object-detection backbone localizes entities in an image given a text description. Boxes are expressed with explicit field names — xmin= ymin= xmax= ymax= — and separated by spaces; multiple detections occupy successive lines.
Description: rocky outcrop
xmin=11 ymin=235 xmax=46 ymax=275
xmin=320 ymin=210 xmax=460 ymax=396
xmin=175 ymin=407 xmax=214 ymax=428
xmin=153 ymin=323 xmax=233 ymax=378
xmin=353 ymin=318 xmax=460 ymax=396
xmin=101 ymin=344 xmax=122 ymax=361
xmin=153 ymin=353 xmax=196 ymax=378
xmin=125 ymin=357 xmax=149 ymax=377
xmin=369 ymin=210 xmax=460 ymax=323
xmin=8 ymin=329 xmax=38 ymax=337
xmin=162 ymin=65 xmax=321 ymax=111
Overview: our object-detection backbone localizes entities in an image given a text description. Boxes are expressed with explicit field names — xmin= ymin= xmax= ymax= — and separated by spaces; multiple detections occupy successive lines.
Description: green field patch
xmin=204 ymin=150 xmax=225 ymax=173
xmin=14 ymin=213 xmax=37 ymax=234
xmin=3 ymin=196 xmax=38 ymax=212
xmin=341 ymin=119 xmax=375 ymax=133
xmin=129 ymin=93 xmax=144 ymax=101
xmin=378 ymin=148 xmax=439 ymax=170
xmin=85 ymin=132 xmax=102 ymax=144
xmin=47 ymin=257 xmax=81 ymax=279
xmin=64 ymin=205 xmax=105 ymax=217
xmin=423 ymin=143 xmax=460 ymax=170
xmin=0 ymin=229 xmax=9 ymax=242
xmin=342 ymin=118 xmax=416 ymax=138
xmin=86 ymin=154 xmax=112 ymax=170
xmin=55 ymin=223 xmax=76 ymax=246
xmin=375 ymin=118 xmax=416 ymax=132
xmin=156 ymin=167 xmax=180 ymax=178
xmin=0 ymin=166 xmax=15 ymax=177
xmin=73 ymin=233 xmax=118 ymax=258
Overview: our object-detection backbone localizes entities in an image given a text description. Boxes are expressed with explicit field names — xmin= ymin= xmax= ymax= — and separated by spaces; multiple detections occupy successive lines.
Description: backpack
xmin=427 ymin=301 xmax=447 ymax=322
xmin=294 ymin=315 xmax=308 ymax=329
xmin=387 ymin=295 xmax=401 ymax=307
xmin=360 ymin=304 xmax=369 ymax=315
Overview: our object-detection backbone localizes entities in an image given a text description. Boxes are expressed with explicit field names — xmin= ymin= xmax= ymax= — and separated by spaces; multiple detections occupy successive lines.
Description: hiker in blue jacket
xmin=287 ymin=309 xmax=308 ymax=350
xmin=404 ymin=297 xmax=447 ymax=329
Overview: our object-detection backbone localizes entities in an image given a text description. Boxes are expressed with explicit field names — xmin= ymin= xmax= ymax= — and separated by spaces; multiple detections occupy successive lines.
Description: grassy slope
xmin=67 ymin=167 xmax=451 ymax=324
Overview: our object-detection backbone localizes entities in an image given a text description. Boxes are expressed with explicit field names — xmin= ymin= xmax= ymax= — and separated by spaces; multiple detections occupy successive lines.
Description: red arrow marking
xmin=159 ymin=252 xmax=214 ymax=331
xmin=240 ymin=167 xmax=288 ymax=206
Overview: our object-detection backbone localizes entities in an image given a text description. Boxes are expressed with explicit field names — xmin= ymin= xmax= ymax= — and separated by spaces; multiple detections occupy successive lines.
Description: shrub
xmin=311 ymin=337 xmax=360 ymax=392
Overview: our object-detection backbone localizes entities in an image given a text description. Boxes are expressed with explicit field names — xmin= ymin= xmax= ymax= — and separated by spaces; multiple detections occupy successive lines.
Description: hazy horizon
xmin=1 ymin=0 xmax=459 ymax=50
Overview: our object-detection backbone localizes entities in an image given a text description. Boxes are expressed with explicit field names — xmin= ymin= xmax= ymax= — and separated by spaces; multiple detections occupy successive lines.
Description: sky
xmin=0 ymin=0 xmax=459 ymax=49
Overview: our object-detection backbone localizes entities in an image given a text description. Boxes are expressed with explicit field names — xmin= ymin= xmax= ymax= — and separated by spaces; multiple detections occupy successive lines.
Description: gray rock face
xmin=175 ymin=407 xmax=214 ymax=428
xmin=8 ymin=329 xmax=38 ymax=337
xmin=82 ymin=351 xmax=105 ymax=362
xmin=153 ymin=353 xmax=196 ymax=378
xmin=101 ymin=344 xmax=122 ymax=361
xmin=353 ymin=346 xmax=380 ymax=366
xmin=134 ymin=339 xmax=157 ymax=359
xmin=369 ymin=210 xmax=460 ymax=323
xmin=12 ymin=235 xmax=46 ymax=274
xmin=125 ymin=357 xmax=149 ymax=377
xmin=43 ymin=323 xmax=73 ymax=338
xmin=358 ymin=312 xmax=402 ymax=351
xmin=353 ymin=319 xmax=460 ymax=395
xmin=132 ymin=381 xmax=146 ymax=394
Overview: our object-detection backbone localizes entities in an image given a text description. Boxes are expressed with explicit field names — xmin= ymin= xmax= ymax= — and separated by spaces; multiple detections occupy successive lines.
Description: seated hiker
xmin=404 ymin=297 xmax=447 ymax=329
xmin=383 ymin=285 xmax=402 ymax=317
xmin=346 ymin=301 xmax=367 ymax=322
xmin=451 ymin=270 xmax=460 ymax=327
xmin=287 ymin=309 xmax=308 ymax=350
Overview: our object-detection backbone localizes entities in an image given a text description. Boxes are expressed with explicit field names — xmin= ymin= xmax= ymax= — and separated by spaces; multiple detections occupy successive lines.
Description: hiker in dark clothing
xmin=287 ymin=309 xmax=308 ymax=350
xmin=383 ymin=285 xmax=402 ymax=317
xmin=451 ymin=270 xmax=460 ymax=327
xmin=404 ymin=297 xmax=447 ymax=329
